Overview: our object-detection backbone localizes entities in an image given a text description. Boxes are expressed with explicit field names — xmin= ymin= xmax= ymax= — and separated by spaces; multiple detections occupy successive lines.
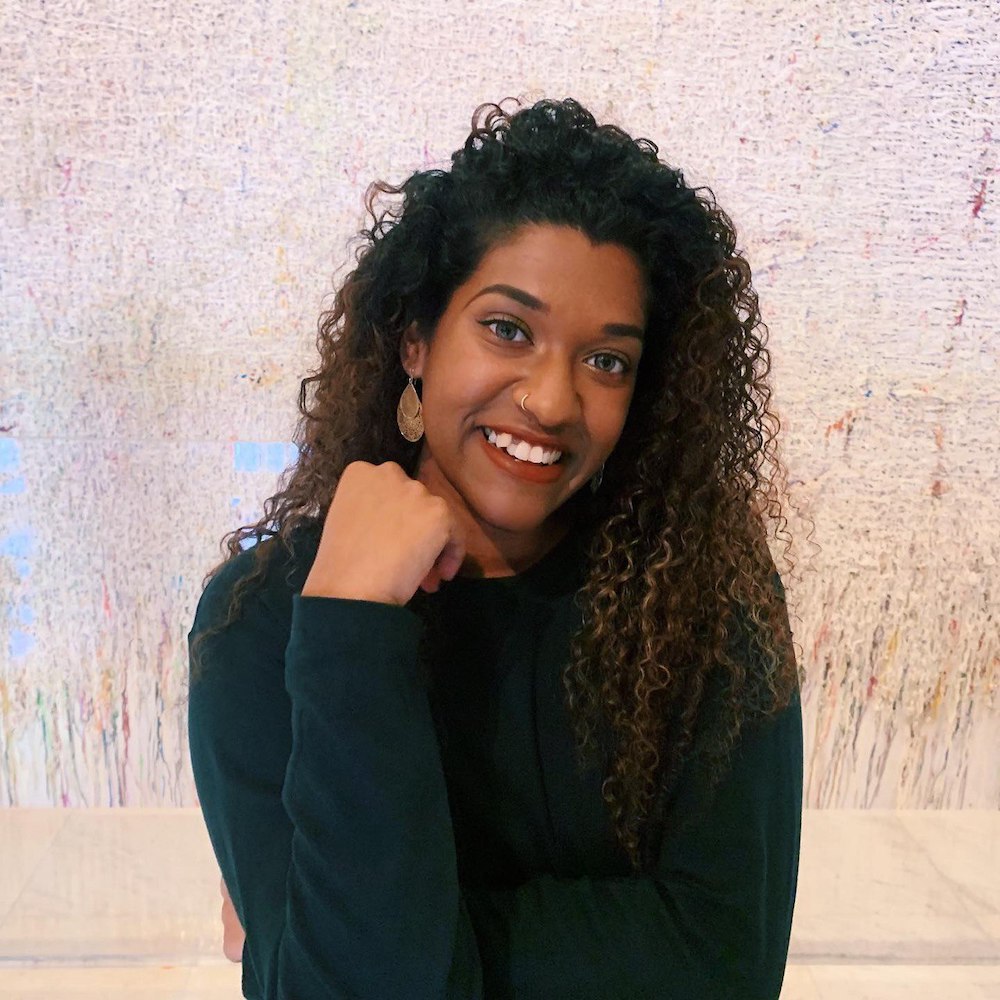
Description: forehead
xmin=469 ymin=224 xmax=648 ymax=318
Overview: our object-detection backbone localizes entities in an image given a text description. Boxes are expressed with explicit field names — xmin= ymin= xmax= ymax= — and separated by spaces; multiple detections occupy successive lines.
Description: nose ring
xmin=519 ymin=393 xmax=529 ymax=413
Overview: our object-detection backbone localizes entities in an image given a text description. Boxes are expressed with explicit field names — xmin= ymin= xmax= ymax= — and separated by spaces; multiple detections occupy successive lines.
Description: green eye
xmin=479 ymin=317 xmax=632 ymax=377
xmin=591 ymin=354 xmax=630 ymax=376
xmin=481 ymin=318 xmax=530 ymax=342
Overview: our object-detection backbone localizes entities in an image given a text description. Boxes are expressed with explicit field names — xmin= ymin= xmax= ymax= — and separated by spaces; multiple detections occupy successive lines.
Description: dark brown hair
xmin=189 ymin=96 xmax=813 ymax=873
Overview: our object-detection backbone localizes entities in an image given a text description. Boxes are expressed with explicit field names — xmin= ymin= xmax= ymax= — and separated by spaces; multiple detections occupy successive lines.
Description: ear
xmin=399 ymin=321 xmax=428 ymax=378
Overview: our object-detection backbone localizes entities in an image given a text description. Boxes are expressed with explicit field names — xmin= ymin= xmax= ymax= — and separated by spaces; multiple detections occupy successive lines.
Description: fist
xmin=301 ymin=461 xmax=467 ymax=606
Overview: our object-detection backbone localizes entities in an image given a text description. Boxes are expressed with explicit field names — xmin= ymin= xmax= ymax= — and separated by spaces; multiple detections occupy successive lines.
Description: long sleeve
xmin=458 ymin=682 xmax=803 ymax=1000
xmin=188 ymin=553 xmax=802 ymax=999
xmin=189 ymin=571 xmax=480 ymax=998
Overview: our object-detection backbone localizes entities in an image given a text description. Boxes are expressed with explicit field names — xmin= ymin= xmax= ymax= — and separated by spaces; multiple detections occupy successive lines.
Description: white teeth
xmin=483 ymin=427 xmax=561 ymax=466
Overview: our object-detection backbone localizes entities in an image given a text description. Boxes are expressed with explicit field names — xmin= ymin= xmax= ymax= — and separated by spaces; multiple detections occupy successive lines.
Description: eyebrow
xmin=466 ymin=283 xmax=645 ymax=341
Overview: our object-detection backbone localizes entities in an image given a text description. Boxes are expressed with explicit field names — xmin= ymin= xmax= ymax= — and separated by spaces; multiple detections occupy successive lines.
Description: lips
xmin=477 ymin=425 xmax=571 ymax=456
xmin=477 ymin=427 xmax=565 ymax=483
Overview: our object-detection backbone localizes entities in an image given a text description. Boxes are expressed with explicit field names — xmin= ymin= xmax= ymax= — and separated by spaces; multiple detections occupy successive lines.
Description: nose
xmin=518 ymin=355 xmax=583 ymax=429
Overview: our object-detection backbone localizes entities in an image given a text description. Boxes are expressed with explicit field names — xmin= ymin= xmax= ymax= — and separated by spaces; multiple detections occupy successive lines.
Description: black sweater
xmin=187 ymin=523 xmax=802 ymax=999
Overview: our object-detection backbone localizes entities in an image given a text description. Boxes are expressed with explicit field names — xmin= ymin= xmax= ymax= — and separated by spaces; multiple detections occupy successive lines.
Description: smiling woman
xmin=397 ymin=224 xmax=647 ymax=571
xmin=187 ymin=96 xmax=808 ymax=999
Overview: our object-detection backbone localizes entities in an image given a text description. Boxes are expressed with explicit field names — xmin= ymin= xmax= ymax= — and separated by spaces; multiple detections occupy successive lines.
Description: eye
xmin=590 ymin=353 xmax=631 ymax=377
xmin=479 ymin=317 xmax=633 ymax=378
xmin=480 ymin=317 xmax=530 ymax=343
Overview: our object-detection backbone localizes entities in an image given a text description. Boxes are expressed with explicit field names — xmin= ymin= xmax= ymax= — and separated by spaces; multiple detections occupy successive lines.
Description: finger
xmin=223 ymin=930 xmax=245 ymax=964
xmin=437 ymin=536 xmax=466 ymax=581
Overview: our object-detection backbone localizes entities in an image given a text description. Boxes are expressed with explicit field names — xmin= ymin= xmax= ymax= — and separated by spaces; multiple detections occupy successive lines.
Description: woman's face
xmin=400 ymin=222 xmax=648 ymax=574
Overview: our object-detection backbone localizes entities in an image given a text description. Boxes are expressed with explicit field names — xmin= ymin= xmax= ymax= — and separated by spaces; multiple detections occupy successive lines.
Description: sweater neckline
xmin=439 ymin=523 xmax=588 ymax=600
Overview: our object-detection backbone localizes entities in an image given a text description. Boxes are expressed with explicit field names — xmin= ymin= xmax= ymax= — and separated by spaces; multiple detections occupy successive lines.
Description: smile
xmin=477 ymin=428 xmax=566 ymax=484
xmin=480 ymin=427 xmax=563 ymax=466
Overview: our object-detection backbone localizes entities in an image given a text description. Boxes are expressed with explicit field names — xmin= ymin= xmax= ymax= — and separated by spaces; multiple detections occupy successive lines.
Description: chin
xmin=469 ymin=488 xmax=558 ymax=531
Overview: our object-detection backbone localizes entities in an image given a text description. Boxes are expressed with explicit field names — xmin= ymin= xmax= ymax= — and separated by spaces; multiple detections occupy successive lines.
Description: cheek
xmin=588 ymin=400 xmax=631 ymax=449
xmin=424 ymin=363 xmax=508 ymax=424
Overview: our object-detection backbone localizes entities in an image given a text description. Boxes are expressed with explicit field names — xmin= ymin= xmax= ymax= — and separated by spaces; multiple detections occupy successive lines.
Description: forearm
xmin=269 ymin=594 xmax=478 ymax=996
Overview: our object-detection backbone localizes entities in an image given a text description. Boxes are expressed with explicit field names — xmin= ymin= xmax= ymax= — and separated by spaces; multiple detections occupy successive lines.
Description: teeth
xmin=483 ymin=428 xmax=561 ymax=466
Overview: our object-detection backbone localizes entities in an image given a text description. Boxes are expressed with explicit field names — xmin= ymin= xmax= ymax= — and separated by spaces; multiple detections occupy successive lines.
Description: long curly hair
xmin=189 ymin=96 xmax=812 ymax=874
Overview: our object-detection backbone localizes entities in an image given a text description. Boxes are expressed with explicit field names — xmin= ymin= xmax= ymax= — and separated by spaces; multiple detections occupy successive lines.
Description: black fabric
xmin=187 ymin=523 xmax=802 ymax=999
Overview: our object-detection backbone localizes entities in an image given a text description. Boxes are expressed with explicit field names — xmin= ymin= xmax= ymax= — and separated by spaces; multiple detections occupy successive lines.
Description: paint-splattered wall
xmin=1 ymin=1 xmax=996 ymax=808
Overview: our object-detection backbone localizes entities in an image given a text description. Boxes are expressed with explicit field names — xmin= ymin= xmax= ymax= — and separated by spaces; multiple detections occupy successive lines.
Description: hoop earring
xmin=397 ymin=374 xmax=424 ymax=442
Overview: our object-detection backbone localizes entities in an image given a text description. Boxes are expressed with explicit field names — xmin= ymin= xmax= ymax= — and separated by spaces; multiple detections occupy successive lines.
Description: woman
xmin=188 ymin=96 xmax=806 ymax=999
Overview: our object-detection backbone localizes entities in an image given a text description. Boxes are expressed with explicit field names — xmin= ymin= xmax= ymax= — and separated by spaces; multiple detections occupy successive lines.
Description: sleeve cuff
xmin=285 ymin=593 xmax=427 ymax=711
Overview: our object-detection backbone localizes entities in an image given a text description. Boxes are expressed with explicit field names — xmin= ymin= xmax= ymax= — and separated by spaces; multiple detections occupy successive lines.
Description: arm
xmin=189 ymin=567 xmax=479 ymax=999
xmin=189 ymin=564 xmax=801 ymax=999
xmin=460 ymin=684 xmax=803 ymax=999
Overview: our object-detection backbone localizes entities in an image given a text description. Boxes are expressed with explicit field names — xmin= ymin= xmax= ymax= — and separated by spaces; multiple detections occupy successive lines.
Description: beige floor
xmin=0 ymin=809 xmax=996 ymax=999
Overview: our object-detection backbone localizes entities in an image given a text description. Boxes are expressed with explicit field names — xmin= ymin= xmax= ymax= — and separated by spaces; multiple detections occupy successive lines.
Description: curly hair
xmin=189 ymin=96 xmax=812 ymax=874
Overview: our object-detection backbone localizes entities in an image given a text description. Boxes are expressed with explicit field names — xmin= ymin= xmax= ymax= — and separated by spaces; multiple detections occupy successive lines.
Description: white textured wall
xmin=1 ymin=1 xmax=997 ymax=808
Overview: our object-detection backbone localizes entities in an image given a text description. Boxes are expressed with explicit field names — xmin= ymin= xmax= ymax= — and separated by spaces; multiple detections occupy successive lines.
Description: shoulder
xmin=187 ymin=527 xmax=322 ymax=789
xmin=189 ymin=521 xmax=323 ymax=645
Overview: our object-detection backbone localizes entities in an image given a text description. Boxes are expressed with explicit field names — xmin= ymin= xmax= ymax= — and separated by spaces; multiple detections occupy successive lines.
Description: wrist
xmin=300 ymin=574 xmax=396 ymax=605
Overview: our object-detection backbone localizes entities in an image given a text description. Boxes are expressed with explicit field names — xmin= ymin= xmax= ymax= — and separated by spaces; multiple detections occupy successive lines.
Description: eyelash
xmin=479 ymin=317 xmax=633 ymax=377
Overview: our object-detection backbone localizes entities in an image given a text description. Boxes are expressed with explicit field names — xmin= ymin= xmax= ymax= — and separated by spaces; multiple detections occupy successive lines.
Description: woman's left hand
xmin=220 ymin=875 xmax=246 ymax=963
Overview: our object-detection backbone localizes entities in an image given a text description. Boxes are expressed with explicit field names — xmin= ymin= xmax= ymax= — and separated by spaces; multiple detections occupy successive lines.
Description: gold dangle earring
xmin=396 ymin=372 xmax=424 ymax=442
